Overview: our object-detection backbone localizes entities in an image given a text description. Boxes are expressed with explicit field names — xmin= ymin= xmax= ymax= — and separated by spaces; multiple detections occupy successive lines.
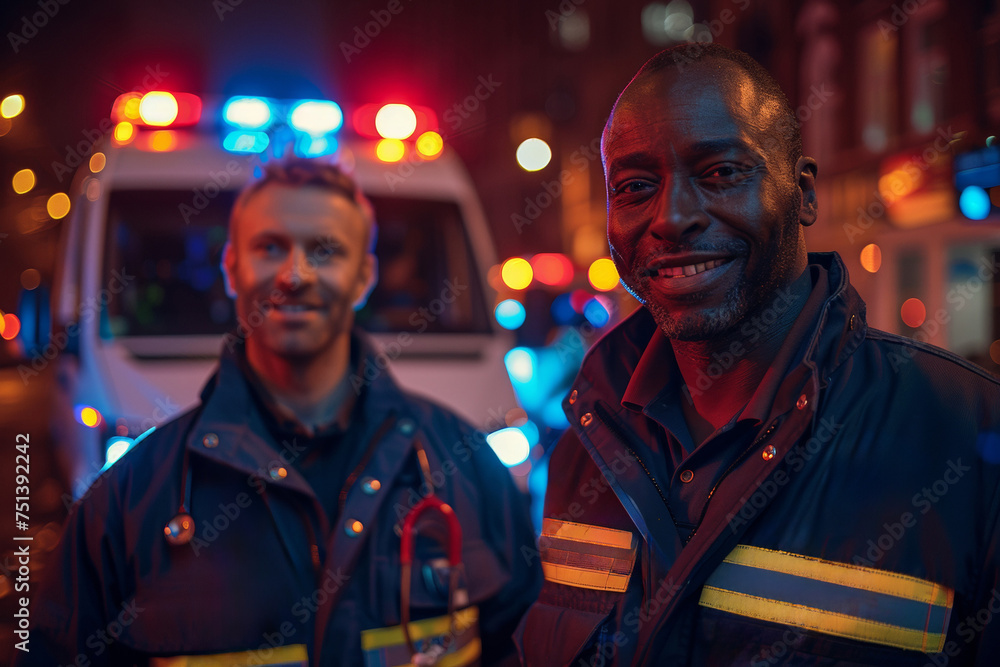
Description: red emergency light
xmin=352 ymin=103 xmax=438 ymax=140
xmin=111 ymin=91 xmax=202 ymax=128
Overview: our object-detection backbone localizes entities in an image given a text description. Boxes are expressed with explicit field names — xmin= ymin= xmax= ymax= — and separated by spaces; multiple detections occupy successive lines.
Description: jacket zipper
xmin=687 ymin=417 xmax=784 ymax=541
xmin=594 ymin=402 xmax=784 ymax=544
xmin=593 ymin=402 xmax=678 ymax=526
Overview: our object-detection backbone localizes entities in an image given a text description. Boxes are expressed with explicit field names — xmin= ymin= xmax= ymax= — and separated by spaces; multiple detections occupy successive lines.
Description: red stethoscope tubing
xmin=399 ymin=440 xmax=464 ymax=659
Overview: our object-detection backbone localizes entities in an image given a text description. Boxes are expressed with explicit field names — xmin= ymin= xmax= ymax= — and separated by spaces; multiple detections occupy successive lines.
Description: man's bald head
xmin=604 ymin=43 xmax=802 ymax=171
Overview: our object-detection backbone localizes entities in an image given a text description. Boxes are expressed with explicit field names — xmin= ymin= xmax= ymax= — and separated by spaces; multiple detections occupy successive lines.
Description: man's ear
xmin=352 ymin=253 xmax=378 ymax=311
xmin=796 ymin=156 xmax=818 ymax=227
xmin=221 ymin=242 xmax=237 ymax=299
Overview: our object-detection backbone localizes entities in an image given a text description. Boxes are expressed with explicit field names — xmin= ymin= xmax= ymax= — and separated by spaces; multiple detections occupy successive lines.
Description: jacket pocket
xmin=373 ymin=535 xmax=509 ymax=621
xmin=514 ymin=600 xmax=613 ymax=667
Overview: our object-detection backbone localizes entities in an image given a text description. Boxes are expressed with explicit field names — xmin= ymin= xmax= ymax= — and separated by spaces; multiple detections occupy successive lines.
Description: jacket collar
xmin=187 ymin=328 xmax=416 ymax=492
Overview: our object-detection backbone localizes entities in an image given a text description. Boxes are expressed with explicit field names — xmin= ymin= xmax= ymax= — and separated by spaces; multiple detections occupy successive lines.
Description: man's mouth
xmin=273 ymin=303 xmax=322 ymax=313
xmin=654 ymin=258 xmax=731 ymax=278
xmin=644 ymin=255 xmax=738 ymax=278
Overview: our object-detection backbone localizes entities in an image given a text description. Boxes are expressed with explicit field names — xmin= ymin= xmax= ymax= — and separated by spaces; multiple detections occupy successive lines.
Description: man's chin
xmin=255 ymin=331 xmax=329 ymax=361
xmin=645 ymin=298 xmax=747 ymax=342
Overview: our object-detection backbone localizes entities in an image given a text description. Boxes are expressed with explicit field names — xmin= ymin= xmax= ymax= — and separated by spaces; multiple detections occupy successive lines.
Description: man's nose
xmin=648 ymin=175 xmax=709 ymax=244
xmin=277 ymin=247 xmax=316 ymax=290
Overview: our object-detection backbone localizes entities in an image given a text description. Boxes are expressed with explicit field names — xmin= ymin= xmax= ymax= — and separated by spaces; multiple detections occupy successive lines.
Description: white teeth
xmin=657 ymin=258 xmax=728 ymax=278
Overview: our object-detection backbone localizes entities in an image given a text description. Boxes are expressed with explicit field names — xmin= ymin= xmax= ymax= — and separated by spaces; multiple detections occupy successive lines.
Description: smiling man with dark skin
xmin=604 ymin=52 xmax=816 ymax=445
xmin=515 ymin=44 xmax=1000 ymax=666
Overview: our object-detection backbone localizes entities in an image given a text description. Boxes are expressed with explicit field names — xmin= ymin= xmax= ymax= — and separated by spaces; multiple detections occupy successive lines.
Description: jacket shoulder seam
xmin=864 ymin=328 xmax=1000 ymax=386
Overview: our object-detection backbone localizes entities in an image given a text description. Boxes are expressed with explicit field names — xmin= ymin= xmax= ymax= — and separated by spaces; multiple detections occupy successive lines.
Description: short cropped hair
xmin=618 ymin=43 xmax=802 ymax=168
xmin=229 ymin=158 xmax=377 ymax=251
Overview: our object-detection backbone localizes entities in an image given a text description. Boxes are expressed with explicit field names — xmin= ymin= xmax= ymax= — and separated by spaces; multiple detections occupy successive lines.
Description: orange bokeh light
xmin=149 ymin=130 xmax=178 ymax=152
xmin=900 ymin=298 xmax=926 ymax=328
xmin=860 ymin=243 xmax=882 ymax=273
xmin=0 ymin=313 xmax=19 ymax=340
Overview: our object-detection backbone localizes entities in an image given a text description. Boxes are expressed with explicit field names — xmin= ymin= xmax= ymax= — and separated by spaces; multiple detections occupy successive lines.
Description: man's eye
xmin=313 ymin=242 xmax=343 ymax=260
xmin=256 ymin=242 xmax=283 ymax=256
xmin=702 ymin=164 xmax=753 ymax=180
xmin=614 ymin=180 xmax=653 ymax=195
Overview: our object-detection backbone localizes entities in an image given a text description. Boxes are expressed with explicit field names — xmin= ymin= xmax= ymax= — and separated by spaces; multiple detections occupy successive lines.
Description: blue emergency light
xmin=223 ymin=96 xmax=274 ymax=130
xmin=221 ymin=96 xmax=343 ymax=157
xmin=223 ymin=131 xmax=270 ymax=154
xmin=955 ymin=145 xmax=999 ymax=221
xmin=288 ymin=100 xmax=343 ymax=135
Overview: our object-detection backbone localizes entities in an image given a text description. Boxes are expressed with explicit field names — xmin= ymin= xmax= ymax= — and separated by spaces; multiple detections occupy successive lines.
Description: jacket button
xmin=849 ymin=314 xmax=857 ymax=331
xmin=361 ymin=477 xmax=381 ymax=495
xmin=580 ymin=412 xmax=593 ymax=427
xmin=268 ymin=463 xmax=288 ymax=480
xmin=345 ymin=519 xmax=364 ymax=536
xmin=796 ymin=394 xmax=808 ymax=410
xmin=202 ymin=433 xmax=219 ymax=448
xmin=762 ymin=445 xmax=777 ymax=461
xmin=397 ymin=418 xmax=415 ymax=435
xmin=568 ymin=390 xmax=578 ymax=405
xmin=679 ymin=469 xmax=694 ymax=483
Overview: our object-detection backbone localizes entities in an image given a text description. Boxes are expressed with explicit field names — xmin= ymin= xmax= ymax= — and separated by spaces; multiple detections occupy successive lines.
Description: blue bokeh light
xmin=495 ymin=299 xmax=527 ymax=330
xmin=583 ymin=297 xmax=611 ymax=328
xmin=550 ymin=293 xmax=576 ymax=325
xmin=959 ymin=186 xmax=991 ymax=221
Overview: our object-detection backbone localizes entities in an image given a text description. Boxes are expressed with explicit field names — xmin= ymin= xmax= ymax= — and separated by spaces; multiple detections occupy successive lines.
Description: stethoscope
xmin=163 ymin=420 xmax=198 ymax=546
xmin=163 ymin=446 xmax=196 ymax=545
xmin=399 ymin=440 xmax=465 ymax=664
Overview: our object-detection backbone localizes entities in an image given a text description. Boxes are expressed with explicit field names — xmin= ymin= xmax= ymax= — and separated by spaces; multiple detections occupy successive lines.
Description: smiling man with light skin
xmin=516 ymin=44 xmax=1000 ymax=666
xmin=222 ymin=171 xmax=376 ymax=431
xmin=20 ymin=159 xmax=539 ymax=667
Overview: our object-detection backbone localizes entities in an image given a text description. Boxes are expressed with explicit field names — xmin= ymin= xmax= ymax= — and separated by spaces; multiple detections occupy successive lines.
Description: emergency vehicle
xmin=47 ymin=90 xmax=521 ymax=497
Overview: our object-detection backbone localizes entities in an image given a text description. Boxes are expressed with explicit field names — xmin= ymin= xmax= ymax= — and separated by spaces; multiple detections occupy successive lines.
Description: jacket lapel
xmin=568 ymin=395 xmax=685 ymax=580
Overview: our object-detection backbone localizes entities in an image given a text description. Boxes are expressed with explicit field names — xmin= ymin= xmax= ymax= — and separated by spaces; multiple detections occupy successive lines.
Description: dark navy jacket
xmin=20 ymin=332 xmax=540 ymax=666
xmin=515 ymin=252 xmax=1000 ymax=666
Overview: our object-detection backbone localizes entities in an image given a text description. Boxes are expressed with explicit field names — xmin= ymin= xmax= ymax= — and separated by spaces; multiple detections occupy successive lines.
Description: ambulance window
xmin=103 ymin=189 xmax=236 ymax=337
xmin=356 ymin=196 xmax=491 ymax=334
xmin=103 ymin=190 xmax=491 ymax=337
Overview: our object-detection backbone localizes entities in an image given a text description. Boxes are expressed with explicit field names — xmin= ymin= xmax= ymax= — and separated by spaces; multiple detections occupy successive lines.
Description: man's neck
xmin=245 ymin=336 xmax=352 ymax=429
xmin=672 ymin=269 xmax=813 ymax=445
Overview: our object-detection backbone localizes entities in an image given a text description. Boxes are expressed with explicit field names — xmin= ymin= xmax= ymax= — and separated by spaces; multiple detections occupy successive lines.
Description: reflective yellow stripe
xmin=540 ymin=519 xmax=637 ymax=592
xmin=360 ymin=607 xmax=479 ymax=651
xmin=542 ymin=562 xmax=632 ymax=593
xmin=724 ymin=544 xmax=952 ymax=607
xmin=543 ymin=519 xmax=635 ymax=550
xmin=149 ymin=644 xmax=307 ymax=666
xmin=701 ymin=586 xmax=947 ymax=653
xmin=383 ymin=638 xmax=482 ymax=667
